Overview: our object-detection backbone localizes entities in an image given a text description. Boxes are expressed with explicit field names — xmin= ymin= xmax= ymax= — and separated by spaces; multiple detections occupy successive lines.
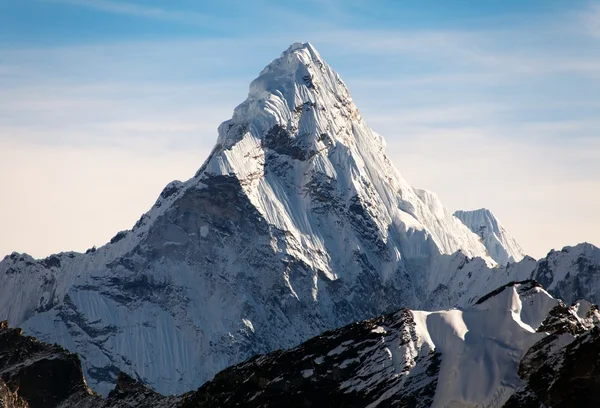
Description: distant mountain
xmin=454 ymin=208 xmax=526 ymax=265
xmin=3 ymin=281 xmax=600 ymax=407
xmin=0 ymin=42 xmax=598 ymax=397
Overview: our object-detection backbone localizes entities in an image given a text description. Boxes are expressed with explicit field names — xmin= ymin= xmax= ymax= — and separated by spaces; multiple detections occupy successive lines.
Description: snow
xmin=533 ymin=243 xmax=600 ymax=297
xmin=338 ymin=357 xmax=360 ymax=369
xmin=204 ymin=42 xmax=495 ymax=270
xmin=301 ymin=369 xmax=314 ymax=378
xmin=327 ymin=345 xmax=346 ymax=356
xmin=242 ymin=319 xmax=254 ymax=333
xmin=412 ymin=282 xmax=556 ymax=407
xmin=454 ymin=208 xmax=526 ymax=265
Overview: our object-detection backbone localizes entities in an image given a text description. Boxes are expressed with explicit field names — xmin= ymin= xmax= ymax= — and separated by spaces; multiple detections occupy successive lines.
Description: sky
xmin=0 ymin=0 xmax=599 ymax=259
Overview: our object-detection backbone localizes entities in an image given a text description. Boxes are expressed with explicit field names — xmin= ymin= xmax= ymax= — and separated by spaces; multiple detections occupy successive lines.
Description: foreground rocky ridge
xmin=2 ymin=281 xmax=600 ymax=408
xmin=0 ymin=320 xmax=178 ymax=408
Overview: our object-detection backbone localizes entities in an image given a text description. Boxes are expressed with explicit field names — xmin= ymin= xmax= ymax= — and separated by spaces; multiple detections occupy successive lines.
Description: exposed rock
xmin=0 ymin=322 xmax=98 ymax=408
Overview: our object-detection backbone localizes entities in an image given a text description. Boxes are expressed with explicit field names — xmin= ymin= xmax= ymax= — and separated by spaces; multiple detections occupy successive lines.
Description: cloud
xmin=577 ymin=2 xmax=600 ymax=38
xmin=46 ymin=0 xmax=212 ymax=25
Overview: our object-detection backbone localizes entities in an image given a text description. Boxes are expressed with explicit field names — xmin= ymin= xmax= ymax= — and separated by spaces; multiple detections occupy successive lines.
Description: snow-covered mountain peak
xmin=257 ymin=42 xmax=326 ymax=79
xmin=251 ymin=41 xmax=350 ymax=109
xmin=217 ymin=43 xmax=364 ymax=163
xmin=454 ymin=208 xmax=526 ymax=265
xmin=533 ymin=242 xmax=600 ymax=304
xmin=205 ymin=42 xmax=493 ymax=265
xmin=214 ymin=41 xmax=361 ymax=157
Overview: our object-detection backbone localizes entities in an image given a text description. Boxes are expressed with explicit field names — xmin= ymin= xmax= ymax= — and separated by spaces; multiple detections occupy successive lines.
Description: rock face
xmin=454 ymin=208 xmax=526 ymax=265
xmin=504 ymin=297 xmax=600 ymax=408
xmin=3 ymin=281 xmax=600 ymax=408
xmin=0 ymin=42 xmax=597 ymax=397
xmin=0 ymin=320 xmax=182 ymax=408
xmin=186 ymin=309 xmax=440 ymax=408
xmin=0 ymin=320 xmax=99 ymax=407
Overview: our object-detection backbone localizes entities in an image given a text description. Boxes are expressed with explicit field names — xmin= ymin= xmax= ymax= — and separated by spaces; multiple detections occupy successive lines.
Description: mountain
xmin=0 ymin=42 xmax=493 ymax=395
xmin=454 ymin=208 xmax=526 ymax=265
xmin=0 ymin=42 xmax=596 ymax=397
xmin=3 ymin=281 xmax=600 ymax=408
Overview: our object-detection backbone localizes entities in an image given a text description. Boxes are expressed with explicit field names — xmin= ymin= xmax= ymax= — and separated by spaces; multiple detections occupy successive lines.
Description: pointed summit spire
xmin=202 ymin=42 xmax=493 ymax=268
xmin=215 ymin=42 xmax=360 ymax=153
xmin=258 ymin=42 xmax=324 ymax=78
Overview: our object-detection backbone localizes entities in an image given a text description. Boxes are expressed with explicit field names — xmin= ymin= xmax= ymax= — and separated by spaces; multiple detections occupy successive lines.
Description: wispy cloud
xmin=578 ymin=2 xmax=600 ymax=38
xmin=46 ymin=0 xmax=212 ymax=25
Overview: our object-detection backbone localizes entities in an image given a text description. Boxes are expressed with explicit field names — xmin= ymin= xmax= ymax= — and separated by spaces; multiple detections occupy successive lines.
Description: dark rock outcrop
xmin=0 ymin=320 xmax=98 ymax=407
xmin=508 ymin=326 xmax=600 ymax=408
xmin=0 ymin=321 xmax=180 ymax=408
xmin=183 ymin=309 xmax=439 ymax=408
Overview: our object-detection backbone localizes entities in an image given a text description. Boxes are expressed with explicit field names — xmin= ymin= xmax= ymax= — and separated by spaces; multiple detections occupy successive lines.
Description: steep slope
xmin=0 ymin=42 xmax=497 ymax=395
xmin=0 ymin=320 xmax=180 ymax=408
xmin=504 ymin=296 xmax=600 ymax=408
xmin=454 ymin=208 xmax=526 ymax=265
xmin=189 ymin=281 xmax=558 ymax=407
xmin=507 ymin=326 xmax=600 ymax=408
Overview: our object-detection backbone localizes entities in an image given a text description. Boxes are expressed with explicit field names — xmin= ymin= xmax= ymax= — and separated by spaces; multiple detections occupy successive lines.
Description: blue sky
xmin=1 ymin=0 xmax=599 ymax=258
xmin=1 ymin=1 xmax=571 ymax=44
